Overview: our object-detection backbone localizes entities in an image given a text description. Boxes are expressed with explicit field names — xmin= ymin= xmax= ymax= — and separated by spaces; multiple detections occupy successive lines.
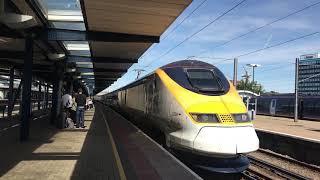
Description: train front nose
xmin=193 ymin=126 xmax=259 ymax=155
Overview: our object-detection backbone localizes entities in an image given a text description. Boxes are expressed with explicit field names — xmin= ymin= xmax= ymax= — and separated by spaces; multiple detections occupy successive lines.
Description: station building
xmin=298 ymin=53 xmax=320 ymax=95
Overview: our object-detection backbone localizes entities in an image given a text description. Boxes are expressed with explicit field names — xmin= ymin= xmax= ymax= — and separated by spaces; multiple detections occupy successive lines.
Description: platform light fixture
xmin=81 ymin=72 xmax=94 ymax=76
xmin=66 ymin=68 xmax=76 ymax=72
xmin=64 ymin=42 xmax=90 ymax=51
xmin=73 ymin=75 xmax=81 ymax=79
xmin=246 ymin=64 xmax=261 ymax=82
xmin=47 ymin=14 xmax=83 ymax=22
xmin=48 ymin=53 xmax=66 ymax=61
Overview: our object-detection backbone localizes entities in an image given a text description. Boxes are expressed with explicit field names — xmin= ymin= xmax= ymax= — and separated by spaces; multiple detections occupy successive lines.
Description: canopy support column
xmin=50 ymin=63 xmax=64 ymax=128
xmin=45 ymin=84 xmax=49 ymax=109
xmin=38 ymin=81 xmax=41 ymax=110
xmin=8 ymin=67 xmax=14 ymax=118
xmin=20 ymin=37 xmax=33 ymax=142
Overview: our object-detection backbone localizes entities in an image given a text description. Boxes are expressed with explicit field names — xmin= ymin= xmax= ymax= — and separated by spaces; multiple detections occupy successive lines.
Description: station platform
xmin=254 ymin=115 xmax=320 ymax=142
xmin=253 ymin=115 xmax=320 ymax=166
xmin=0 ymin=103 xmax=200 ymax=180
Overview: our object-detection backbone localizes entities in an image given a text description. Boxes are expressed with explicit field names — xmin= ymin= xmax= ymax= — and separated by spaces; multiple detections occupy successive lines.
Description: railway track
xmin=242 ymin=152 xmax=312 ymax=180
xmin=257 ymin=148 xmax=320 ymax=172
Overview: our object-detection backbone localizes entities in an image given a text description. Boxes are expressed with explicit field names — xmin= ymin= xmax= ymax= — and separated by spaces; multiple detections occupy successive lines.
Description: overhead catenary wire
xmin=137 ymin=0 xmax=208 ymax=62
xmin=232 ymin=31 xmax=319 ymax=59
xmin=192 ymin=32 xmax=319 ymax=67
xmin=258 ymin=63 xmax=320 ymax=74
xmin=144 ymin=0 xmax=248 ymax=67
xmin=259 ymin=62 xmax=295 ymax=67
xmin=196 ymin=1 xmax=320 ymax=57
xmin=161 ymin=0 xmax=208 ymax=41
xmin=259 ymin=63 xmax=295 ymax=73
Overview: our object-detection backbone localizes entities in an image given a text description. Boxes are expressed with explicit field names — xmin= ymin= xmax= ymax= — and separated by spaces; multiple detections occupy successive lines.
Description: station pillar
xmin=50 ymin=63 xmax=64 ymax=128
xmin=20 ymin=37 xmax=33 ymax=141
xmin=38 ymin=81 xmax=41 ymax=110
xmin=45 ymin=84 xmax=49 ymax=109
xmin=8 ymin=67 xmax=14 ymax=118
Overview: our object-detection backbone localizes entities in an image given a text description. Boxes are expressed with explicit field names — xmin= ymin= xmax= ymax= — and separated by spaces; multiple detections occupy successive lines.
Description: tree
xmin=237 ymin=79 xmax=265 ymax=94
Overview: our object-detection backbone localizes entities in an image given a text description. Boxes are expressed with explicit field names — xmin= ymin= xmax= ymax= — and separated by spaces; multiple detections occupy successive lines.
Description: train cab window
xmin=163 ymin=66 xmax=230 ymax=95
xmin=186 ymin=69 xmax=223 ymax=92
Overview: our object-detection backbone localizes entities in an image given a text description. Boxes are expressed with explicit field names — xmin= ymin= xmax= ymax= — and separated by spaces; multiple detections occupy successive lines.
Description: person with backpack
xmin=75 ymin=88 xmax=87 ymax=128
xmin=62 ymin=91 xmax=73 ymax=128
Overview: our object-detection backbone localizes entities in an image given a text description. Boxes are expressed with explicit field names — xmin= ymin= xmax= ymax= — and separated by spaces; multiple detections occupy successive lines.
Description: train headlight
xmin=232 ymin=113 xmax=250 ymax=122
xmin=190 ymin=114 xmax=219 ymax=123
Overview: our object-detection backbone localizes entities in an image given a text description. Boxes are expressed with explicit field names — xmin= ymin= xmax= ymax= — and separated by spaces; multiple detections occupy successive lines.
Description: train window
xmin=163 ymin=66 xmax=230 ymax=95
xmin=186 ymin=69 xmax=223 ymax=92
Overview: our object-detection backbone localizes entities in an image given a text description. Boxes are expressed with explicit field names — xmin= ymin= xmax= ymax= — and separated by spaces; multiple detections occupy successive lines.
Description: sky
xmin=101 ymin=0 xmax=320 ymax=95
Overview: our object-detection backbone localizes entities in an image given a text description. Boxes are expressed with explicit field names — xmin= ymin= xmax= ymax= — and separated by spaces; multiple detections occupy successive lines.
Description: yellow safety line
xmin=100 ymin=107 xmax=127 ymax=180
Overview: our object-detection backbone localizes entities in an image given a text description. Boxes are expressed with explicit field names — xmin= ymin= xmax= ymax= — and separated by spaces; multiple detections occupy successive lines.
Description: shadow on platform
xmin=0 ymin=115 xmax=58 ymax=176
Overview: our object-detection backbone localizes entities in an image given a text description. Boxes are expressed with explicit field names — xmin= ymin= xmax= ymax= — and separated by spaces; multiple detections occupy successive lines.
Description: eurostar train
xmin=105 ymin=60 xmax=259 ymax=172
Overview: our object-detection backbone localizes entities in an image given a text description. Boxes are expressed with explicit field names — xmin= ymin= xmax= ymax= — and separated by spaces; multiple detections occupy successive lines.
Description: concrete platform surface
xmin=99 ymin=104 xmax=201 ymax=180
xmin=0 ymin=104 xmax=201 ymax=180
xmin=254 ymin=115 xmax=320 ymax=142
xmin=0 ymin=108 xmax=121 ymax=180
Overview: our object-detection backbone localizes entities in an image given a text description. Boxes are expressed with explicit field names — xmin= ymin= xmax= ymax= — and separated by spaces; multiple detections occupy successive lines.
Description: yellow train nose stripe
xmin=156 ymin=69 xmax=250 ymax=125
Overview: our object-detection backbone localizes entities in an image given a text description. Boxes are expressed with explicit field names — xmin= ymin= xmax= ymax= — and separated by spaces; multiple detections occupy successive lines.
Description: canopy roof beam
xmin=77 ymin=68 xmax=126 ymax=73
xmin=67 ymin=55 xmax=137 ymax=63
xmin=38 ymin=28 xmax=160 ymax=43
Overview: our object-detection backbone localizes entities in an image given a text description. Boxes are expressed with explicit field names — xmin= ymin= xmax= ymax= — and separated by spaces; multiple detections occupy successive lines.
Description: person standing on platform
xmin=62 ymin=91 xmax=73 ymax=128
xmin=71 ymin=92 xmax=77 ymax=125
xmin=75 ymin=88 xmax=87 ymax=128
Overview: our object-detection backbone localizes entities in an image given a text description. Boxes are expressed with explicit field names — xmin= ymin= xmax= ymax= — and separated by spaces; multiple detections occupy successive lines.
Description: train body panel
xmin=194 ymin=126 xmax=259 ymax=155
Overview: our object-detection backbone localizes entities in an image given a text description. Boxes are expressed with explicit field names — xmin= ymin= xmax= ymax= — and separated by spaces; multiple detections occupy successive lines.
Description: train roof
xmin=160 ymin=60 xmax=215 ymax=69
xmin=106 ymin=60 xmax=216 ymax=95
xmin=259 ymin=93 xmax=320 ymax=98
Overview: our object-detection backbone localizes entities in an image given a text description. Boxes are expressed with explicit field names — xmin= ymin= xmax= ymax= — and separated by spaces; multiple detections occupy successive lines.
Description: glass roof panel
xmin=69 ymin=50 xmax=91 ymax=57
xmin=76 ymin=62 xmax=93 ymax=65
xmin=51 ymin=22 xmax=85 ymax=31
xmin=39 ymin=0 xmax=82 ymax=16
xmin=81 ymin=72 xmax=94 ymax=76
xmin=76 ymin=63 xmax=93 ymax=68
xmin=36 ymin=0 xmax=95 ymax=91
xmin=63 ymin=41 xmax=89 ymax=51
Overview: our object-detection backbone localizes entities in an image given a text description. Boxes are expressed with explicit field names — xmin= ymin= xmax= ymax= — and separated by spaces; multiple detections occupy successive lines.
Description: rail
xmin=243 ymin=155 xmax=311 ymax=180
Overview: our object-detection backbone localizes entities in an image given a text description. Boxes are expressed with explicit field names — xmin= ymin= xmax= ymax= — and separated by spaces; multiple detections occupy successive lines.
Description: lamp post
xmin=246 ymin=64 xmax=261 ymax=82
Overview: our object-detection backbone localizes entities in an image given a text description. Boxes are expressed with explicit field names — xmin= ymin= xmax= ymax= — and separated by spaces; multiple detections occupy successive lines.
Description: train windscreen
xmin=186 ymin=69 xmax=223 ymax=92
xmin=163 ymin=66 xmax=230 ymax=95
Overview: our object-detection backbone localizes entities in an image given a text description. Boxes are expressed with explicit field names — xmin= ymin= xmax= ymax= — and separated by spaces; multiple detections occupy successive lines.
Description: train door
xmin=270 ymin=99 xmax=277 ymax=115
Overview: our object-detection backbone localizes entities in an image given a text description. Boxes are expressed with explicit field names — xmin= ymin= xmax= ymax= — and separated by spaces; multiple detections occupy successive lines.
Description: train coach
xmin=105 ymin=60 xmax=259 ymax=173
xmin=257 ymin=94 xmax=320 ymax=121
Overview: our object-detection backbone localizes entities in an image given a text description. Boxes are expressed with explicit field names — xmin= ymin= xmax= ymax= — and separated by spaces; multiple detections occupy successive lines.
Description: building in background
xmin=299 ymin=53 xmax=320 ymax=95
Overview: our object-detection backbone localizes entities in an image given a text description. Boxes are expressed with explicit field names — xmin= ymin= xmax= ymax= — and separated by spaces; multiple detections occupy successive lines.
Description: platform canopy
xmin=0 ymin=0 xmax=192 ymax=94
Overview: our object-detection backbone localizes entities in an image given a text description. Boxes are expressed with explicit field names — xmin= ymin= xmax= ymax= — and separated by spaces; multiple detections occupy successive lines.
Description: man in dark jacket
xmin=75 ymin=88 xmax=87 ymax=128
